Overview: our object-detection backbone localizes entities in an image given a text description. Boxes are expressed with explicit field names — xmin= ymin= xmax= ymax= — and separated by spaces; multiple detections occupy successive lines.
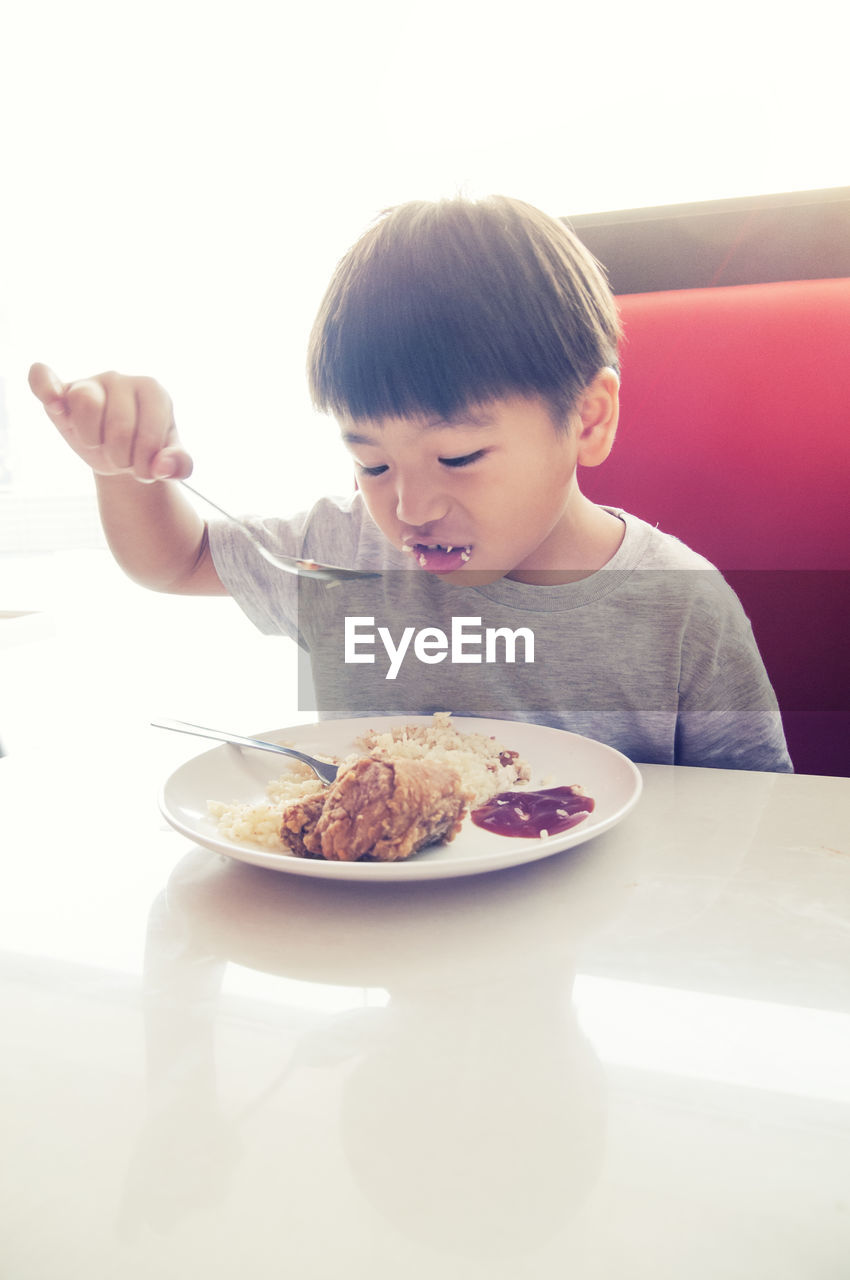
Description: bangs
xmin=307 ymin=197 xmax=620 ymax=423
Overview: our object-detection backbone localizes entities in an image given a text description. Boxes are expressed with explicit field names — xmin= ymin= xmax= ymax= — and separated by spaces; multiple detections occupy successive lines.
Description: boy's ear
xmin=575 ymin=367 xmax=619 ymax=468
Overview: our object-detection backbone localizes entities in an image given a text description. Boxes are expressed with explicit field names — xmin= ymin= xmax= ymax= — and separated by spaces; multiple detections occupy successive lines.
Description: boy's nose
xmin=395 ymin=478 xmax=450 ymax=529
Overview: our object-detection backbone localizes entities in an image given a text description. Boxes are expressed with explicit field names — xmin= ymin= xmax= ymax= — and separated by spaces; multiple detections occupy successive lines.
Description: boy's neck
xmin=506 ymin=500 xmax=625 ymax=586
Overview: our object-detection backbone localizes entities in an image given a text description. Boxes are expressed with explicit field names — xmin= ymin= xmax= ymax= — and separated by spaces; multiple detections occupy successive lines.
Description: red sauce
xmin=471 ymin=785 xmax=594 ymax=838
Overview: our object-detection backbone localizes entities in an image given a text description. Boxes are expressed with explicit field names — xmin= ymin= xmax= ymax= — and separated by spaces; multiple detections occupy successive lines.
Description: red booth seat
xmin=580 ymin=277 xmax=850 ymax=776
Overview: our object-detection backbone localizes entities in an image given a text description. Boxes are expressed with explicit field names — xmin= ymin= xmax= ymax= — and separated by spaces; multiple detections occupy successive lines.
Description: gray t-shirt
xmin=209 ymin=494 xmax=792 ymax=771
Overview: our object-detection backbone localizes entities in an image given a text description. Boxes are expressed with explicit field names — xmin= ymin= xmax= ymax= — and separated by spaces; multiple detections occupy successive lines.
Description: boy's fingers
xmin=63 ymin=380 xmax=108 ymax=450
xmin=29 ymin=363 xmax=192 ymax=481
xmin=100 ymin=376 xmax=141 ymax=471
xmin=28 ymin=362 xmax=67 ymax=414
xmin=131 ymin=377 xmax=179 ymax=477
xmin=30 ymin=364 xmax=108 ymax=451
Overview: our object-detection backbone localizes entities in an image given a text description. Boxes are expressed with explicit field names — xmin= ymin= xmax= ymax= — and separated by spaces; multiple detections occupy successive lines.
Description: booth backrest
xmin=580 ymin=277 xmax=850 ymax=776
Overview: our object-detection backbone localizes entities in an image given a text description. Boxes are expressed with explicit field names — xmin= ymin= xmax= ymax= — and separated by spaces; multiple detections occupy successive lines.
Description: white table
xmin=2 ymin=727 xmax=849 ymax=1280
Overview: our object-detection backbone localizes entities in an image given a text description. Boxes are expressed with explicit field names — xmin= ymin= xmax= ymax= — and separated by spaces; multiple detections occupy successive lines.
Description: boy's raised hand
xmin=28 ymin=363 xmax=194 ymax=482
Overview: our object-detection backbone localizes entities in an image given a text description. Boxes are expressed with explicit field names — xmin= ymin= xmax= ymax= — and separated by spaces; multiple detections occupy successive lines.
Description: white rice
xmin=208 ymin=712 xmax=530 ymax=852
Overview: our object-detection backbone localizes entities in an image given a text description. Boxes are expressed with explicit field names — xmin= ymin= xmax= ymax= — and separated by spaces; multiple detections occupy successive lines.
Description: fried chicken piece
xmin=280 ymin=756 xmax=470 ymax=862
xmin=279 ymin=791 xmax=327 ymax=858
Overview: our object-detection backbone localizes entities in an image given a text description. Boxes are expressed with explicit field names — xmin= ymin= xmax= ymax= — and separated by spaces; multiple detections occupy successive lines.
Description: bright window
xmin=1 ymin=0 xmax=846 ymax=544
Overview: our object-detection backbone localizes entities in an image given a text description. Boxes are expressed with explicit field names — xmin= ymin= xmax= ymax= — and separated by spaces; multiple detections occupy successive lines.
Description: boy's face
xmin=340 ymin=392 xmax=610 ymax=584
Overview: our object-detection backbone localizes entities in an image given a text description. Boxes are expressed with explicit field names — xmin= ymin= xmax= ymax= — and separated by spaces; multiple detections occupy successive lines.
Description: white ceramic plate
xmin=159 ymin=716 xmax=643 ymax=881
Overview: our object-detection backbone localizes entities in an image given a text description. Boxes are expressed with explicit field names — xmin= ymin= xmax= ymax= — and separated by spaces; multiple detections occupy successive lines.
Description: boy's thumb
xmin=152 ymin=446 xmax=194 ymax=481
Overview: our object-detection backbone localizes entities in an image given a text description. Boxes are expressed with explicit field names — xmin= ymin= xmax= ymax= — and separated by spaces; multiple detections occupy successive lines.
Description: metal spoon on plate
xmin=152 ymin=718 xmax=339 ymax=784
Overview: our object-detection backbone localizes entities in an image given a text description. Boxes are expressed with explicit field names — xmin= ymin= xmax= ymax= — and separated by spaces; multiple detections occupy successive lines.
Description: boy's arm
xmin=93 ymin=473 xmax=224 ymax=594
xmin=674 ymin=581 xmax=793 ymax=773
xmin=28 ymin=363 xmax=226 ymax=595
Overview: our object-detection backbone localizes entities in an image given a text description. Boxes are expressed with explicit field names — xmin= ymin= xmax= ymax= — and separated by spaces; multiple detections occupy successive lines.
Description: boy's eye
xmin=439 ymin=450 xmax=485 ymax=468
xmin=355 ymin=450 xmax=485 ymax=477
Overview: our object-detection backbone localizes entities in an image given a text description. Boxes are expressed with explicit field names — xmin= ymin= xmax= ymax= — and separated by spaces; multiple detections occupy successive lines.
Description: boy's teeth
xmin=406 ymin=540 xmax=472 ymax=565
xmin=420 ymin=542 xmax=470 ymax=552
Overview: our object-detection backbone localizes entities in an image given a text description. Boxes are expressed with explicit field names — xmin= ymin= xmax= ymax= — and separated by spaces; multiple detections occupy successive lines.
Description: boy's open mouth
xmin=403 ymin=542 xmax=472 ymax=573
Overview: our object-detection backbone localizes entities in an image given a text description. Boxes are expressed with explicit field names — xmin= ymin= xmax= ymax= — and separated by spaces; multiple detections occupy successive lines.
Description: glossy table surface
xmin=3 ymin=718 xmax=849 ymax=1280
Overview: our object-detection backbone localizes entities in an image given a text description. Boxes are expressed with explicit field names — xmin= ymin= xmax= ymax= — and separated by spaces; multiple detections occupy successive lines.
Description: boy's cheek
xmin=361 ymin=495 xmax=401 ymax=544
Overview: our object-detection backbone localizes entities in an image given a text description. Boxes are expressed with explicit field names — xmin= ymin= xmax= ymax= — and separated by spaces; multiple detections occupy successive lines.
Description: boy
xmin=29 ymin=195 xmax=792 ymax=771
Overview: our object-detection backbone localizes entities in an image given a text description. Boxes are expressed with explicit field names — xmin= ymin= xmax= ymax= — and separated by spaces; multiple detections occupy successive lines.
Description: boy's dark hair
xmin=307 ymin=194 xmax=621 ymax=427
